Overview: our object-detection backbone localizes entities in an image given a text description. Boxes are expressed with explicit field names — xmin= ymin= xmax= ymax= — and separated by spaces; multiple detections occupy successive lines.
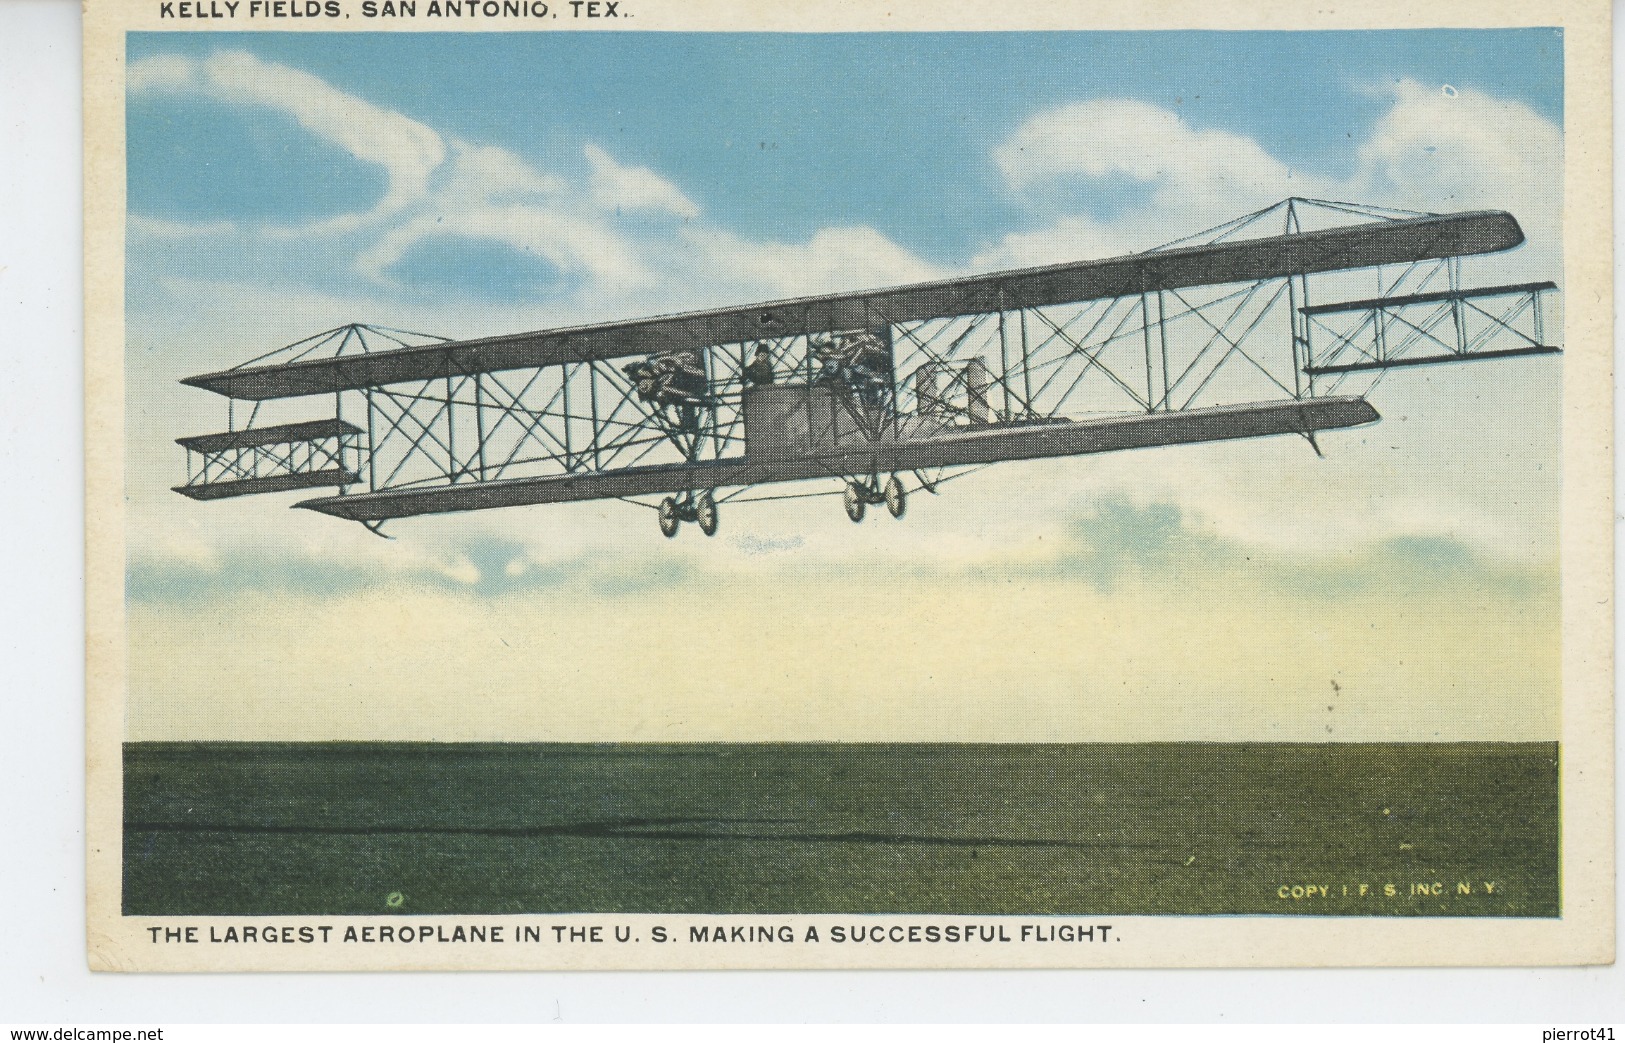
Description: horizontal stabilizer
xmin=1300 ymin=281 xmax=1556 ymax=317
xmin=174 ymin=468 xmax=359 ymax=501
xmin=176 ymin=418 xmax=363 ymax=453
xmin=1304 ymin=345 xmax=1562 ymax=375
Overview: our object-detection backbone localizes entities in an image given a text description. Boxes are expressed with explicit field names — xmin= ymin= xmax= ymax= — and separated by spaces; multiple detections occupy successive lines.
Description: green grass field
xmin=123 ymin=742 xmax=1558 ymax=917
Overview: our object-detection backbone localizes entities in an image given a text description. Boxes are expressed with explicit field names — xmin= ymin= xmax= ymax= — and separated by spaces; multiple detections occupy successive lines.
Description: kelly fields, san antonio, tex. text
xmin=157 ymin=1 xmax=620 ymax=21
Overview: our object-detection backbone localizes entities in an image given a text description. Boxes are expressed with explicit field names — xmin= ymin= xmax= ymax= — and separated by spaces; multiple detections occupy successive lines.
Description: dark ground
xmin=123 ymin=741 xmax=1559 ymax=917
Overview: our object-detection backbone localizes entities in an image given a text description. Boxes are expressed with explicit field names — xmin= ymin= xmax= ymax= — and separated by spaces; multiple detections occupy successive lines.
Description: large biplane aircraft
xmin=174 ymin=198 xmax=1559 ymax=538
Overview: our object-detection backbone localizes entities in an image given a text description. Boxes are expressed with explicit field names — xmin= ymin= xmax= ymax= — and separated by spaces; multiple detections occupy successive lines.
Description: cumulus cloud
xmin=355 ymin=203 xmax=651 ymax=291
xmin=583 ymin=143 xmax=700 ymax=219
xmin=127 ymin=214 xmax=237 ymax=239
xmin=976 ymin=98 xmax=1325 ymax=268
xmin=1353 ymin=80 xmax=1562 ymax=211
xmin=1347 ymin=80 xmax=1562 ymax=286
xmin=683 ymin=224 xmax=947 ymax=302
xmin=126 ymin=53 xmax=195 ymax=93
xmin=130 ymin=51 xmax=448 ymax=234
xmin=975 ymin=80 xmax=1561 ymax=276
xmin=353 ymin=141 xmax=705 ymax=294
xmin=128 ymin=50 xmax=933 ymax=315
xmin=995 ymin=98 xmax=1302 ymax=202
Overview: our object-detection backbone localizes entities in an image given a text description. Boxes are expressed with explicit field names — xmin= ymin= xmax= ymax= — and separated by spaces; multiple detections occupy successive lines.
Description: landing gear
xmin=696 ymin=490 xmax=719 ymax=536
xmin=844 ymin=482 xmax=866 ymax=523
xmin=845 ymin=475 xmax=908 ymax=522
xmin=883 ymin=475 xmax=906 ymax=519
xmin=658 ymin=491 xmax=719 ymax=538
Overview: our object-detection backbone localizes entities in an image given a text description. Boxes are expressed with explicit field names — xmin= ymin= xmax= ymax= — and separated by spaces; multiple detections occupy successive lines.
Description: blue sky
xmin=128 ymin=30 xmax=1562 ymax=265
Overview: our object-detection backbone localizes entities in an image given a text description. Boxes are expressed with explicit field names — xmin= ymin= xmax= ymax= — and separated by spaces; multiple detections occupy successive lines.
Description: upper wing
xmin=183 ymin=211 xmax=1523 ymax=402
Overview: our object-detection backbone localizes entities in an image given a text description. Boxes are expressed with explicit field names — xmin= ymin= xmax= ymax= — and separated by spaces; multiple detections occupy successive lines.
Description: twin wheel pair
xmin=843 ymin=475 xmax=907 ymax=523
xmin=658 ymin=490 xmax=718 ymax=538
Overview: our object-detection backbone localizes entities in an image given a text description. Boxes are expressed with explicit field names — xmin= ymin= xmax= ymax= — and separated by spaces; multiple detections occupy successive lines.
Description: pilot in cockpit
xmin=743 ymin=345 xmax=775 ymax=387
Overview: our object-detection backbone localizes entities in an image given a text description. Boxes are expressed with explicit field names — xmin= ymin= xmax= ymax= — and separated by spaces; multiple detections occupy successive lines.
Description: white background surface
xmin=1 ymin=0 xmax=1619 ymax=1022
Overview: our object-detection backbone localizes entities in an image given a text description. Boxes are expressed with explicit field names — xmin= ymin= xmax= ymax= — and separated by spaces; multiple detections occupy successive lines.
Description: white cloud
xmin=440 ymin=140 xmax=569 ymax=202
xmin=583 ymin=143 xmax=700 ymax=219
xmin=1349 ymin=79 xmax=1562 ymax=283
xmin=130 ymin=51 xmax=449 ymax=235
xmin=976 ymin=82 xmax=1560 ymax=279
xmin=995 ymin=98 xmax=1301 ymax=202
xmin=684 ymin=224 xmax=946 ymax=301
xmin=355 ymin=204 xmax=652 ymax=291
xmin=1353 ymin=80 xmax=1562 ymax=213
xmin=128 ymin=50 xmax=935 ymax=315
xmin=127 ymin=53 xmax=196 ymax=94
xmin=128 ymin=214 xmax=237 ymax=238
xmin=349 ymin=142 xmax=665 ymax=293
xmin=970 ymin=213 xmax=1138 ymax=270
xmin=980 ymin=97 xmax=1321 ymax=270
xmin=200 ymin=50 xmax=447 ymax=232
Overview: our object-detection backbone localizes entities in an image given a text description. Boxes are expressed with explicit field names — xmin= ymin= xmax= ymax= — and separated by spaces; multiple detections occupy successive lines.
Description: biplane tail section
xmin=1301 ymin=280 xmax=1560 ymax=375
xmin=174 ymin=419 xmax=362 ymax=501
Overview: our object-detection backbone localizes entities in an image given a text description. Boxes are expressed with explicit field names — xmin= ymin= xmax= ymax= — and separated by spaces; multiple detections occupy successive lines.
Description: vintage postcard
xmin=85 ymin=0 xmax=1613 ymax=971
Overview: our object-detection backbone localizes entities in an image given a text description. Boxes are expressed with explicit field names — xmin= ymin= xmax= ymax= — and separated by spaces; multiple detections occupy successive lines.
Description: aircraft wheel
xmin=658 ymin=496 xmax=680 ymax=538
xmin=843 ymin=482 xmax=866 ymax=523
xmin=884 ymin=475 xmax=906 ymax=519
xmin=696 ymin=490 xmax=719 ymax=537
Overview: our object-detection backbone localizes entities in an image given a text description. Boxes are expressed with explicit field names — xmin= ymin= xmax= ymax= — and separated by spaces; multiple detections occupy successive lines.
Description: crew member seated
xmin=623 ymin=349 xmax=707 ymax=406
xmin=743 ymin=345 xmax=775 ymax=387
